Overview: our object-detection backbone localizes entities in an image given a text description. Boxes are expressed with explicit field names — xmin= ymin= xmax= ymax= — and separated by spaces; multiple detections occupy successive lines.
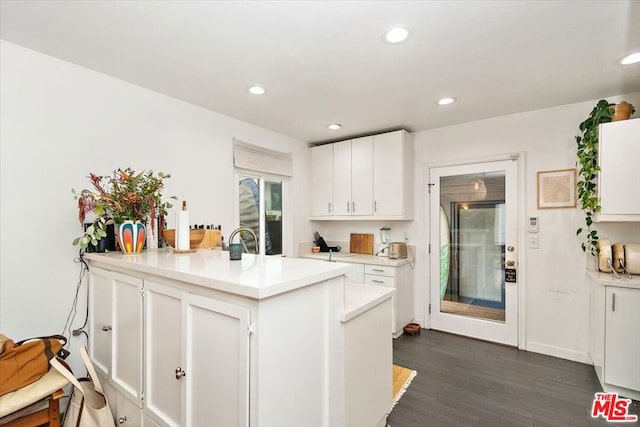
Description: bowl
xmin=163 ymin=229 xmax=206 ymax=250
xmin=311 ymin=246 xmax=321 ymax=253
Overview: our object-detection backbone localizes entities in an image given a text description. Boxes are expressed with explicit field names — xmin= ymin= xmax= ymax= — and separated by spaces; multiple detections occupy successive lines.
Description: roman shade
xmin=233 ymin=138 xmax=293 ymax=176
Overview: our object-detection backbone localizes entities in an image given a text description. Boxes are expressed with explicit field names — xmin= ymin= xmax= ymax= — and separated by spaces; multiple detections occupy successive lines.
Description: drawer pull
xmin=372 ymin=269 xmax=384 ymax=272
xmin=101 ymin=325 xmax=112 ymax=332
xmin=371 ymin=280 xmax=384 ymax=284
xmin=612 ymin=292 xmax=616 ymax=312
xmin=175 ymin=367 xmax=186 ymax=380
xmin=118 ymin=417 xmax=127 ymax=424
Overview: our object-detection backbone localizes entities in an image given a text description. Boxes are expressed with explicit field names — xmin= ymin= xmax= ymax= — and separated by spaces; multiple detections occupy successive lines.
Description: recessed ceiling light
xmin=437 ymin=97 xmax=457 ymax=105
xmin=247 ymin=85 xmax=266 ymax=95
xmin=619 ymin=51 xmax=640 ymax=65
xmin=383 ymin=26 xmax=410 ymax=44
xmin=327 ymin=123 xmax=343 ymax=130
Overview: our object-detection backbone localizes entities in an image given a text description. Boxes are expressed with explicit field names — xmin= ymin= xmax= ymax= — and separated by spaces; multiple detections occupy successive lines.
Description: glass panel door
xmin=430 ymin=160 xmax=518 ymax=346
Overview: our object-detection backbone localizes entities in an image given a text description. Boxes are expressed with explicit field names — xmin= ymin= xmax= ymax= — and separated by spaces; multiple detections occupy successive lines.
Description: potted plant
xmin=575 ymin=99 xmax=635 ymax=255
xmin=73 ymin=168 xmax=175 ymax=253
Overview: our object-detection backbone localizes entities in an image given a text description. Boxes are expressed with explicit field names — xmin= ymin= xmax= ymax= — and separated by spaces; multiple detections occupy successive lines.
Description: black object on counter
xmin=313 ymin=231 xmax=341 ymax=253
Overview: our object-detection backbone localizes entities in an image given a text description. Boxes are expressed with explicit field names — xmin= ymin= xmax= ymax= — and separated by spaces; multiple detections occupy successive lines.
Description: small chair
xmin=0 ymin=368 xmax=70 ymax=427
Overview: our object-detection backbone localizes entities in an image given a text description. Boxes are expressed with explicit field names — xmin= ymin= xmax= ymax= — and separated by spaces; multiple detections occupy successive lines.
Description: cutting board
xmin=350 ymin=233 xmax=374 ymax=255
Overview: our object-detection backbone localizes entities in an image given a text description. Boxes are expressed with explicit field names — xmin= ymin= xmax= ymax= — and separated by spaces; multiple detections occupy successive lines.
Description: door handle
xmin=175 ymin=367 xmax=186 ymax=380
xmin=612 ymin=292 xmax=616 ymax=312
xmin=101 ymin=325 xmax=112 ymax=332
xmin=505 ymin=261 xmax=515 ymax=267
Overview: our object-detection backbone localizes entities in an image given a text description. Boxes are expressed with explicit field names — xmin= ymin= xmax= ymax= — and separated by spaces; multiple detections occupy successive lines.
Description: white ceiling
xmin=1 ymin=1 xmax=639 ymax=144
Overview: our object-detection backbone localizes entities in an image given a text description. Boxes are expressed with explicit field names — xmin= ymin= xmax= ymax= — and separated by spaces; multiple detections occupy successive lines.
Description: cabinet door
xmin=333 ymin=140 xmax=352 ymax=216
xmin=144 ymin=281 xmax=183 ymax=427
xmin=351 ymin=136 xmax=373 ymax=215
xmin=373 ymin=131 xmax=405 ymax=217
xmin=89 ymin=267 xmax=112 ymax=376
xmin=605 ymin=287 xmax=640 ymax=391
xmin=599 ymin=119 xmax=640 ymax=217
xmin=310 ymin=144 xmax=334 ymax=216
xmin=111 ymin=272 xmax=143 ymax=404
xmin=183 ymin=294 xmax=250 ymax=427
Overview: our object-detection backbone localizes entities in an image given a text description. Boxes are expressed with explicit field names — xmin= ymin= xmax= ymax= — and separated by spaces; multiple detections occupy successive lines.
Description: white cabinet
xmin=341 ymin=261 xmax=413 ymax=338
xmin=310 ymin=129 xmax=413 ymax=220
xmin=604 ymin=287 xmax=640 ymax=392
xmin=597 ymin=119 xmax=640 ymax=221
xmin=373 ymin=130 xmax=413 ymax=218
xmin=333 ymin=137 xmax=374 ymax=216
xmin=588 ymin=273 xmax=640 ymax=401
xmin=310 ymin=143 xmax=334 ymax=216
xmin=143 ymin=280 xmax=250 ymax=427
xmin=89 ymin=268 xmax=142 ymax=407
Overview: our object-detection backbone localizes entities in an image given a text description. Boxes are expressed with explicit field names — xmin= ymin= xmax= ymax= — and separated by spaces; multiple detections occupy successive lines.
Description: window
xmin=237 ymin=174 xmax=284 ymax=255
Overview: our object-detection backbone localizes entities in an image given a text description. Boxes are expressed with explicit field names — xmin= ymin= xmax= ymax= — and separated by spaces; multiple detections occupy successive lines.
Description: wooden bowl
xmin=163 ymin=229 xmax=205 ymax=250
xmin=403 ymin=323 xmax=421 ymax=336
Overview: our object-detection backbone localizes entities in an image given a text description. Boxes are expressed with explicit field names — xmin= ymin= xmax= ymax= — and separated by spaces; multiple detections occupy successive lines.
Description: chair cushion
xmin=0 ymin=368 xmax=69 ymax=417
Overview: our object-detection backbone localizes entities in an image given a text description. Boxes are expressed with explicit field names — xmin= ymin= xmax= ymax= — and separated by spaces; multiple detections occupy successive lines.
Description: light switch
xmin=528 ymin=235 xmax=539 ymax=249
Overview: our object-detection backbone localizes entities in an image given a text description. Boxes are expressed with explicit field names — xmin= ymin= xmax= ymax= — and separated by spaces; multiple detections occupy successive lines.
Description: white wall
xmin=314 ymin=92 xmax=640 ymax=363
xmin=0 ymin=41 xmax=312 ymax=372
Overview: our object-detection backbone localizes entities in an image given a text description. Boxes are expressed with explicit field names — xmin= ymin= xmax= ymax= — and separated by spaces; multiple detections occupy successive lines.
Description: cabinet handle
xmin=374 ymin=200 xmax=377 ymax=212
xmin=118 ymin=417 xmax=127 ymax=424
xmin=352 ymin=201 xmax=355 ymax=212
xmin=372 ymin=279 xmax=384 ymax=284
xmin=328 ymin=202 xmax=331 ymax=213
xmin=101 ymin=325 xmax=112 ymax=332
xmin=612 ymin=292 xmax=616 ymax=312
xmin=175 ymin=367 xmax=186 ymax=380
xmin=347 ymin=201 xmax=350 ymax=212
xmin=372 ymin=268 xmax=384 ymax=272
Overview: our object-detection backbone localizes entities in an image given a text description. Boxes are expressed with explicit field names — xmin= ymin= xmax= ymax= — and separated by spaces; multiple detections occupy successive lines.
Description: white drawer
xmin=365 ymin=274 xmax=396 ymax=287
xmin=365 ymin=264 xmax=396 ymax=277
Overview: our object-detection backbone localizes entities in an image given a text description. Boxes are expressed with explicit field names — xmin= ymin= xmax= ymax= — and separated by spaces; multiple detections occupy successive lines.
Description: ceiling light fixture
xmin=437 ymin=97 xmax=457 ymax=105
xmin=383 ymin=26 xmax=410 ymax=44
xmin=247 ymin=85 xmax=266 ymax=95
xmin=327 ymin=123 xmax=342 ymax=130
xmin=619 ymin=51 xmax=640 ymax=65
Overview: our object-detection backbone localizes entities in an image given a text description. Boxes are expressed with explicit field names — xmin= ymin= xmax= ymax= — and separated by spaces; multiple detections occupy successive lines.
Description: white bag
xmin=50 ymin=346 xmax=115 ymax=427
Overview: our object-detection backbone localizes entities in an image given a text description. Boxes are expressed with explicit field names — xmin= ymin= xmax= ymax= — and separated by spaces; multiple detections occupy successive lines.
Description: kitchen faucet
xmin=228 ymin=227 xmax=259 ymax=254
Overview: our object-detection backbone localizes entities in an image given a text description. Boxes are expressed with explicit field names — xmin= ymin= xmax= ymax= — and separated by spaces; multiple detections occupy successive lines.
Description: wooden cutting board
xmin=350 ymin=233 xmax=374 ymax=255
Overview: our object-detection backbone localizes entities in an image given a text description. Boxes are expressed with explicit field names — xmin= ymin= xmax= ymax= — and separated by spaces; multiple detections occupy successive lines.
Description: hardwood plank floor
xmin=388 ymin=330 xmax=640 ymax=427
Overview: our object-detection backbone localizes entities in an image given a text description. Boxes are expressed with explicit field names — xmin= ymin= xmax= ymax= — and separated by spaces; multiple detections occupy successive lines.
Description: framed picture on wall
xmin=537 ymin=168 xmax=577 ymax=209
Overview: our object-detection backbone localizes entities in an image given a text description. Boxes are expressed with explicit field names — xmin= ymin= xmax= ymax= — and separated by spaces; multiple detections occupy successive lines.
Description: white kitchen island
xmin=84 ymin=249 xmax=393 ymax=427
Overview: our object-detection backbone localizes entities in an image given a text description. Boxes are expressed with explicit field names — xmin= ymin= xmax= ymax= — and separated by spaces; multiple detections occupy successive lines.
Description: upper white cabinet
xmin=310 ymin=129 xmax=413 ymax=220
xmin=333 ymin=137 xmax=374 ymax=216
xmin=597 ymin=119 xmax=640 ymax=221
xmin=373 ymin=131 xmax=413 ymax=218
xmin=310 ymin=143 xmax=333 ymax=216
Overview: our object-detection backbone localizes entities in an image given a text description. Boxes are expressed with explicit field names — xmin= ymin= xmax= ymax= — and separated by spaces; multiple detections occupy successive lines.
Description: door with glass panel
xmin=429 ymin=159 xmax=518 ymax=346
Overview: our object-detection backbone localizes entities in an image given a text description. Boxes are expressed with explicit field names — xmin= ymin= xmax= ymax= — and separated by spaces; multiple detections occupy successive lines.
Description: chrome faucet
xmin=228 ymin=227 xmax=259 ymax=254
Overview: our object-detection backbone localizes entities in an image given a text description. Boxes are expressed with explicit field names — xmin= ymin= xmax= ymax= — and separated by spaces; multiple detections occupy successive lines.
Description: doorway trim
xmin=422 ymin=152 xmax=527 ymax=349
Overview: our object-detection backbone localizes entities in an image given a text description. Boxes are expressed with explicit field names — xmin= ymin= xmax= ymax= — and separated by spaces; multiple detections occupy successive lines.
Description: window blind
xmin=233 ymin=138 xmax=293 ymax=176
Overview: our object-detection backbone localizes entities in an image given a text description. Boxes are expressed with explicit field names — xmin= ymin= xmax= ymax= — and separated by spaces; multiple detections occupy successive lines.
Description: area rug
xmin=388 ymin=364 xmax=417 ymax=416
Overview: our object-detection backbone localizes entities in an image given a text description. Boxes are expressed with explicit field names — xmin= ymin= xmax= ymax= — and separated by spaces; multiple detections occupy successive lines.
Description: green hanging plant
xmin=574 ymin=100 xmax=613 ymax=255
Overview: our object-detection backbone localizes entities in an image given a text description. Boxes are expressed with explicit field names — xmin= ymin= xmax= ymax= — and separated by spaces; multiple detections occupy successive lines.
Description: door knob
xmin=506 ymin=260 xmax=515 ymax=267
xmin=101 ymin=325 xmax=112 ymax=332
xmin=118 ymin=416 xmax=127 ymax=424
xmin=507 ymin=246 xmax=515 ymax=252
xmin=175 ymin=367 xmax=186 ymax=380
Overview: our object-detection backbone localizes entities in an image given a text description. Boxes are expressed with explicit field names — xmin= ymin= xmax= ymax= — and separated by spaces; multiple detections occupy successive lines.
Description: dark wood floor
xmin=388 ymin=330 xmax=639 ymax=427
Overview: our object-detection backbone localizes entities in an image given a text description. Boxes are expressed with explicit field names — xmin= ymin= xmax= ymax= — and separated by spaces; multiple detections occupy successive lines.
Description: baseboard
xmin=526 ymin=341 xmax=592 ymax=364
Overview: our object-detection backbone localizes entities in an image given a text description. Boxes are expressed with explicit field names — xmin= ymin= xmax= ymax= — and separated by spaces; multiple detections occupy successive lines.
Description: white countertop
xmin=299 ymin=252 xmax=410 ymax=267
xmin=85 ymin=248 xmax=351 ymax=300
xmin=586 ymin=270 xmax=640 ymax=290
xmin=341 ymin=283 xmax=395 ymax=322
